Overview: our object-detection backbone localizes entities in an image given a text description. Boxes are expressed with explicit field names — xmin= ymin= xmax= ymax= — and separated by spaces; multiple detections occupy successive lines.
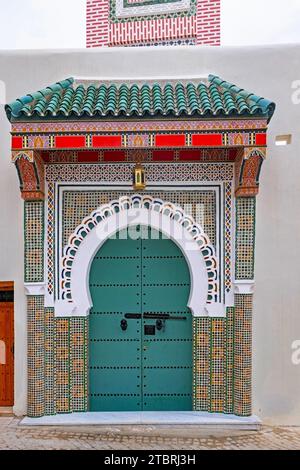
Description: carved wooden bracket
xmin=12 ymin=151 xmax=45 ymax=201
xmin=235 ymin=147 xmax=266 ymax=197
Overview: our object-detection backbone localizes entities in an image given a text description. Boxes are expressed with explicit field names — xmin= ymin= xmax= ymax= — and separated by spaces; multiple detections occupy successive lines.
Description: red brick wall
xmin=86 ymin=0 xmax=221 ymax=48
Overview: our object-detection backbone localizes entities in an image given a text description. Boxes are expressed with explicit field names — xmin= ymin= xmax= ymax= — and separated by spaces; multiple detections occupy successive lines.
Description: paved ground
xmin=0 ymin=417 xmax=300 ymax=450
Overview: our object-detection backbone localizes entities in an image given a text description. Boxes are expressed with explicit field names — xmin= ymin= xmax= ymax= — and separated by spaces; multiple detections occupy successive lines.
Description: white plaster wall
xmin=0 ymin=44 xmax=299 ymax=424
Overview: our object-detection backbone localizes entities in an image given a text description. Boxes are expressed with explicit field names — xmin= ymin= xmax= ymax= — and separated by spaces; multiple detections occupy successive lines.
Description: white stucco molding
xmin=59 ymin=195 xmax=219 ymax=318
xmin=204 ymin=303 xmax=227 ymax=318
xmin=24 ymin=282 xmax=46 ymax=296
xmin=233 ymin=280 xmax=255 ymax=295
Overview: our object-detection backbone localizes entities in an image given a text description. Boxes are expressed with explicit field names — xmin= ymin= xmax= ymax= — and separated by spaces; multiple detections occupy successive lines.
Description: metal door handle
xmin=125 ymin=313 xmax=142 ymax=319
xmin=144 ymin=313 xmax=187 ymax=321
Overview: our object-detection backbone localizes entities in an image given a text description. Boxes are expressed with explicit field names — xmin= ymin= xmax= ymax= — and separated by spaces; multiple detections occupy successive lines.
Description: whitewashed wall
xmin=0 ymin=44 xmax=299 ymax=424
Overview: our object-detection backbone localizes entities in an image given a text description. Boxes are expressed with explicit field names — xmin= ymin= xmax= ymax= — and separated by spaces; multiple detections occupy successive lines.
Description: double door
xmin=89 ymin=226 xmax=192 ymax=411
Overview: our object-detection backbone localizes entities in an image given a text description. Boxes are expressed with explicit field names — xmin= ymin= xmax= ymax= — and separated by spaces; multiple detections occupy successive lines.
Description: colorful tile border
xmin=235 ymin=197 xmax=256 ymax=281
xmin=233 ymin=294 xmax=252 ymax=417
xmin=11 ymin=119 xmax=268 ymax=134
xmin=11 ymin=130 xmax=268 ymax=151
xmin=24 ymin=201 xmax=44 ymax=283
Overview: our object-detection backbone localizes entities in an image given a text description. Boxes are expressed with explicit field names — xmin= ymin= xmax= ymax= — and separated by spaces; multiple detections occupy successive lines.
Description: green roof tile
xmin=4 ymin=75 xmax=276 ymax=122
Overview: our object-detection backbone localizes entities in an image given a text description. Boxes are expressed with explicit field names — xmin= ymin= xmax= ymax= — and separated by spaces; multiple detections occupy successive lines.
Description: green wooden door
xmin=89 ymin=225 xmax=192 ymax=412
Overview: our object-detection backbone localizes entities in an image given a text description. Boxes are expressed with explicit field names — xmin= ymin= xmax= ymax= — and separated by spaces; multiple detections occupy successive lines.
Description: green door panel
xmin=89 ymin=340 xmax=140 ymax=367
xmin=142 ymin=257 xmax=190 ymax=284
xmin=89 ymin=225 xmax=192 ymax=412
xmin=143 ymin=340 xmax=193 ymax=367
xmin=143 ymin=395 xmax=192 ymax=411
xmin=89 ymin=258 xmax=141 ymax=285
xmin=142 ymin=286 xmax=191 ymax=311
xmin=90 ymin=369 xmax=140 ymax=394
xmin=90 ymin=286 xmax=141 ymax=312
xmin=90 ymin=396 xmax=142 ymax=412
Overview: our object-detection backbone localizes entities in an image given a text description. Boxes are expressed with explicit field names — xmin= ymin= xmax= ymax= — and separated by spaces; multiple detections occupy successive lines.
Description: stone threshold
xmin=21 ymin=412 xmax=261 ymax=429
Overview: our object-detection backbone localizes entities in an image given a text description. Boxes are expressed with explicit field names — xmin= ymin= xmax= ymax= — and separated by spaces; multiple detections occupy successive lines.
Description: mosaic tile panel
xmin=129 ymin=38 xmax=196 ymax=45
xmin=62 ymin=190 xmax=217 ymax=248
xmin=44 ymin=308 xmax=56 ymax=415
xmin=193 ymin=318 xmax=210 ymax=411
xmin=235 ymin=197 xmax=256 ymax=280
xmin=234 ymin=294 xmax=252 ymax=417
xmin=71 ymin=318 xmax=88 ymax=412
xmin=210 ymin=319 xmax=225 ymax=413
xmin=24 ymin=201 xmax=44 ymax=283
xmin=46 ymin=162 xmax=234 ymax=183
xmin=27 ymin=296 xmax=45 ymax=418
xmin=224 ymin=182 xmax=232 ymax=294
xmin=225 ymin=307 xmax=234 ymax=414
xmin=46 ymin=184 xmax=55 ymax=296
xmin=55 ymin=319 xmax=71 ymax=414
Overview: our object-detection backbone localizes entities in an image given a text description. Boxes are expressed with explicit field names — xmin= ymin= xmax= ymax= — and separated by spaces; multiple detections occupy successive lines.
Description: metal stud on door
xmin=89 ymin=225 xmax=192 ymax=411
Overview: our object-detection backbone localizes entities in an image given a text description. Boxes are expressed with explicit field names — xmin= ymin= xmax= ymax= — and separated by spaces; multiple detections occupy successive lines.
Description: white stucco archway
xmin=59 ymin=195 xmax=218 ymax=318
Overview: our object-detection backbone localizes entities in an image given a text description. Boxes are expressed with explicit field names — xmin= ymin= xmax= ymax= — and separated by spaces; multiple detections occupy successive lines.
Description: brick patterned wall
xmin=86 ymin=0 xmax=220 ymax=47
xmin=196 ymin=0 xmax=220 ymax=45
xmin=87 ymin=0 xmax=110 ymax=48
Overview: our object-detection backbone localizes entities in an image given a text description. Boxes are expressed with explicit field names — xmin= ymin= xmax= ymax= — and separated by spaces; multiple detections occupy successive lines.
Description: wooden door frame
xmin=0 ymin=281 xmax=14 ymax=407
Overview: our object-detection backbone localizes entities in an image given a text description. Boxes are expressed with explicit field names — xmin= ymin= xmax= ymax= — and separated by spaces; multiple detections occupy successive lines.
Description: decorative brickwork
xmin=86 ymin=0 xmax=110 ymax=47
xmin=87 ymin=0 xmax=220 ymax=47
xmin=196 ymin=0 xmax=220 ymax=45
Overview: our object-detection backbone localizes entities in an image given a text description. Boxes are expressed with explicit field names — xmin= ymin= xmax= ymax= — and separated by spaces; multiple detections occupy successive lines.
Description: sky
xmin=0 ymin=0 xmax=300 ymax=49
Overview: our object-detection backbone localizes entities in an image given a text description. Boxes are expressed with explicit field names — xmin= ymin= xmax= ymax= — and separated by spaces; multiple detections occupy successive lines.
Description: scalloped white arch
xmin=59 ymin=195 xmax=218 ymax=318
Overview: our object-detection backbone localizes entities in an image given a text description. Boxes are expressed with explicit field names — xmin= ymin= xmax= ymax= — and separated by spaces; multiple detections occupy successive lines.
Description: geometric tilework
xmin=55 ymin=319 xmax=71 ymax=414
xmin=109 ymin=0 xmax=197 ymax=23
xmin=224 ymin=182 xmax=232 ymax=293
xmin=71 ymin=317 xmax=88 ymax=412
xmin=27 ymin=296 xmax=45 ymax=418
xmin=24 ymin=201 xmax=44 ymax=283
xmin=193 ymin=315 xmax=238 ymax=414
xmin=45 ymin=163 xmax=234 ymax=184
xmin=28 ymin=302 xmax=88 ymax=417
xmin=225 ymin=307 xmax=234 ymax=414
xmin=44 ymin=308 xmax=56 ymax=415
xmin=210 ymin=319 xmax=225 ymax=413
xmin=233 ymin=294 xmax=252 ymax=417
xmin=235 ymin=197 xmax=256 ymax=280
xmin=192 ymin=303 xmax=252 ymax=416
xmin=129 ymin=38 xmax=197 ymax=46
xmin=193 ymin=317 xmax=210 ymax=411
xmin=62 ymin=190 xmax=217 ymax=248
xmin=46 ymin=184 xmax=55 ymax=296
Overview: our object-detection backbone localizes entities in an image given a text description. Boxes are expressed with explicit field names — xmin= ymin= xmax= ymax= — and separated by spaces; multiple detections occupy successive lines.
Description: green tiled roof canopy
xmin=5 ymin=75 xmax=276 ymax=122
